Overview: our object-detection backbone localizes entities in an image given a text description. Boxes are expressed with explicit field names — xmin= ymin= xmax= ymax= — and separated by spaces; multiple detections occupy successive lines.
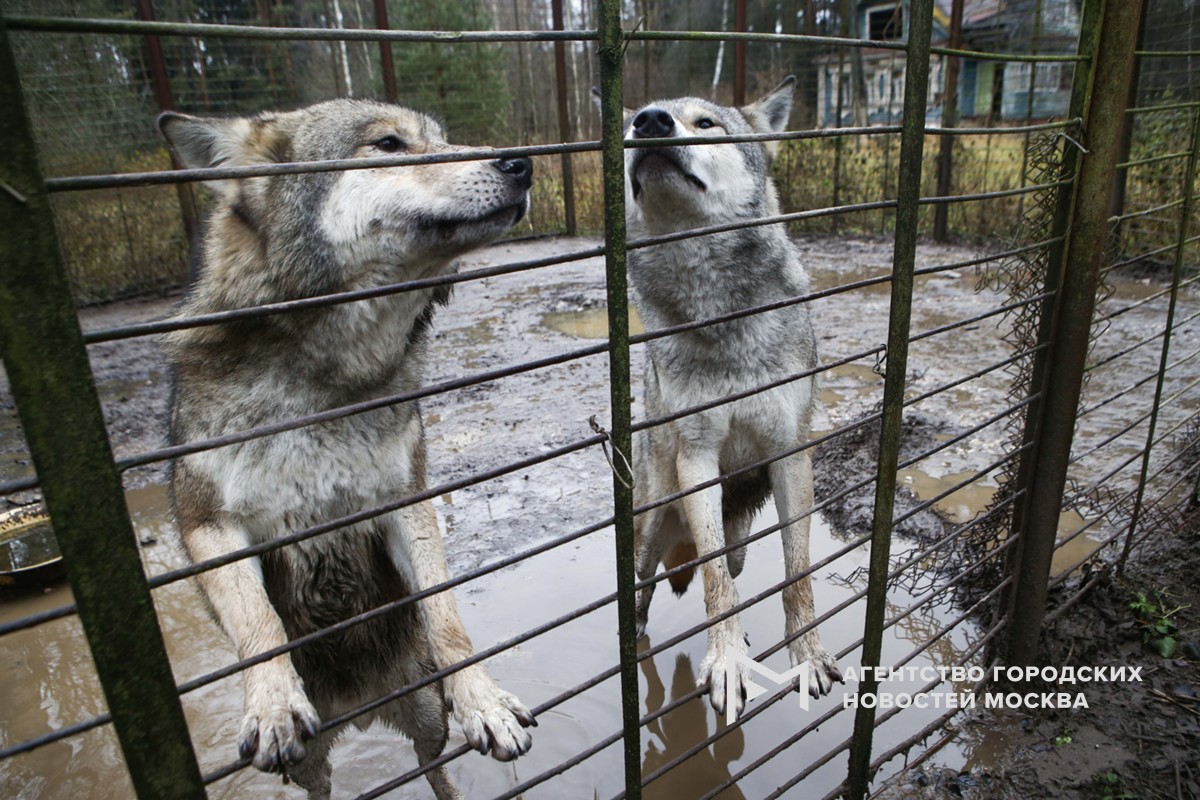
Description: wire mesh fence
xmin=1 ymin=0 xmax=1197 ymax=798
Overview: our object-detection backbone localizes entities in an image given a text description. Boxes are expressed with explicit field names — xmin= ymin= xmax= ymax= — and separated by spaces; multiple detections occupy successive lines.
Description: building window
xmin=867 ymin=4 xmax=904 ymax=40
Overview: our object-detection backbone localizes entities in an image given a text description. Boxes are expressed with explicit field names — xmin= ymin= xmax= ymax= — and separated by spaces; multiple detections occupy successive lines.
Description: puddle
xmin=542 ymin=307 xmax=645 ymax=339
xmin=1 ymin=483 xmax=984 ymax=799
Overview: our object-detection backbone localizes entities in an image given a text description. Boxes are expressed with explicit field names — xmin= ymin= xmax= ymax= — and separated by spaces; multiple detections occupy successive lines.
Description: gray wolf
xmin=614 ymin=78 xmax=842 ymax=719
xmin=160 ymin=99 xmax=535 ymax=799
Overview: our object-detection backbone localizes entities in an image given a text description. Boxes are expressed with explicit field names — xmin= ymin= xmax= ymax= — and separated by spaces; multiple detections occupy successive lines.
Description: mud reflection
xmin=641 ymin=649 xmax=746 ymax=800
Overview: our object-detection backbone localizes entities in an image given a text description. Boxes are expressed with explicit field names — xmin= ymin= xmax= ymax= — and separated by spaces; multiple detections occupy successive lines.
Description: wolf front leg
xmin=676 ymin=447 xmax=749 ymax=720
xmin=385 ymin=499 xmax=535 ymax=761
xmin=184 ymin=521 xmax=320 ymax=773
xmin=769 ymin=449 xmax=843 ymax=697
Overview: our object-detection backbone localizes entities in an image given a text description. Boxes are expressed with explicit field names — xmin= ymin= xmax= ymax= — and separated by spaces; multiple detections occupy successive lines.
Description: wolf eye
xmin=373 ymin=135 xmax=406 ymax=153
xmin=696 ymin=118 xmax=717 ymax=130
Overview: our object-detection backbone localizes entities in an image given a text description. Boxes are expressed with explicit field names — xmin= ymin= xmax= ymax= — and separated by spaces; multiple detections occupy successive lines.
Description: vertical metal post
xmin=1006 ymin=0 xmax=1146 ymax=668
xmin=597 ymin=1 xmax=639 ymax=798
xmin=135 ymin=0 xmax=197 ymax=244
xmin=551 ymin=0 xmax=577 ymax=236
xmin=1117 ymin=108 xmax=1200 ymax=572
xmin=933 ymin=0 xmax=963 ymax=242
xmin=844 ymin=1 xmax=934 ymax=797
xmin=1110 ymin=4 xmax=1148 ymax=225
xmin=0 ymin=20 xmax=205 ymax=800
xmin=373 ymin=0 xmax=398 ymax=103
xmin=994 ymin=0 xmax=1102 ymax=653
xmin=733 ymin=0 xmax=746 ymax=106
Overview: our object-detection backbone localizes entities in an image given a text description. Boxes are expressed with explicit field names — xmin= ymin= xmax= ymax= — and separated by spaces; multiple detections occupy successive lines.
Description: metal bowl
xmin=0 ymin=505 xmax=66 ymax=588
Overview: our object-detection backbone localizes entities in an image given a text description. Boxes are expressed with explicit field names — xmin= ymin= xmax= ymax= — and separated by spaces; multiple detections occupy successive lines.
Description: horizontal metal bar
xmin=46 ymin=119 xmax=1081 ymax=195
xmin=50 ymin=141 xmax=603 ymax=192
xmin=631 ymin=237 xmax=1059 ymax=353
xmin=1117 ymin=151 xmax=1191 ymax=170
xmin=930 ymin=45 xmax=1087 ymax=63
xmin=1078 ymin=344 xmax=1200 ymax=419
xmin=1070 ymin=395 xmax=1200 ymax=488
xmin=4 ymin=14 xmax=598 ymax=43
xmin=1104 ymin=234 xmax=1200 ymax=274
xmin=7 ymin=14 xmax=1086 ymax=68
xmin=766 ymin=609 xmax=1007 ymax=800
xmin=0 ymin=596 xmax=76 ymax=637
xmin=1086 ymin=307 xmax=1200 ymax=373
xmin=204 ymin=588 xmax=618 ymax=786
xmin=86 ymin=244 xmax=606 ymax=344
xmin=1094 ymin=273 xmax=1200 ymax=325
xmin=119 ymin=343 xmax=608 ymax=473
xmin=639 ymin=535 xmax=1017 ymax=795
xmin=636 ymin=415 xmax=1031 ymax=671
xmin=1114 ymin=458 xmax=1200 ymax=558
xmin=176 ymin=517 xmax=612 ymax=695
xmin=1127 ymin=99 xmax=1200 ymax=115
xmin=637 ymin=349 xmax=1044 ymax=594
xmin=1135 ymin=49 xmax=1200 ymax=57
xmin=1113 ymin=196 xmax=1189 ymax=223
xmin=150 ymin=432 xmax=604 ymax=589
xmin=0 ymin=711 xmax=112 ymax=760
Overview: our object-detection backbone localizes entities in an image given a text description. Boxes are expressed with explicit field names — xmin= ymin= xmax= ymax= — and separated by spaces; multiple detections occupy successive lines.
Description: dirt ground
xmin=2 ymin=233 xmax=1198 ymax=798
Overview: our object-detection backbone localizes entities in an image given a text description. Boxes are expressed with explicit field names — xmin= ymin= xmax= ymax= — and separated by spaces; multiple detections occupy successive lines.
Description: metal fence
xmin=1 ymin=0 xmax=1197 ymax=798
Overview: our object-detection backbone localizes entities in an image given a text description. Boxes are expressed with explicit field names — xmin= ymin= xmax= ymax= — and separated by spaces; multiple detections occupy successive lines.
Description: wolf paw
xmin=791 ymin=639 xmax=844 ymax=698
xmin=696 ymin=625 xmax=749 ymax=720
xmin=239 ymin=662 xmax=320 ymax=773
xmin=446 ymin=668 xmax=535 ymax=762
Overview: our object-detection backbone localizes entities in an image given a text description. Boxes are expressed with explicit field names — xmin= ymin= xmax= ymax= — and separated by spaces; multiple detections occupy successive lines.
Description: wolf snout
xmin=633 ymin=108 xmax=675 ymax=139
xmin=493 ymin=156 xmax=533 ymax=190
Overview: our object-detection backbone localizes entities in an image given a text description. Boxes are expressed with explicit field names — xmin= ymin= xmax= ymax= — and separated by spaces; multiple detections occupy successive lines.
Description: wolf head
xmin=610 ymin=77 xmax=794 ymax=230
xmin=159 ymin=99 xmax=532 ymax=296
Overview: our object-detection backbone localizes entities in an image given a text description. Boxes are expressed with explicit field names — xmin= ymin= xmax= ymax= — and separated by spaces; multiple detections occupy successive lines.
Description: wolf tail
xmin=663 ymin=541 xmax=697 ymax=595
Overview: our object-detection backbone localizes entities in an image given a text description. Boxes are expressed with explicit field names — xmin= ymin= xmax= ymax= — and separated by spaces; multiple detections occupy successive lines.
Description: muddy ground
xmin=1 ymin=233 xmax=1197 ymax=798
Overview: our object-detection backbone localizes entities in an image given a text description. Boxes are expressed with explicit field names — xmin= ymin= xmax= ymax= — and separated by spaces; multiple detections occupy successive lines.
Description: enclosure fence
xmin=1 ymin=0 xmax=1198 ymax=798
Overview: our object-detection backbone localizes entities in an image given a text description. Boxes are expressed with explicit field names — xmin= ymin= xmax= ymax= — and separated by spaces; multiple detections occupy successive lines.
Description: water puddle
xmin=1 ymin=482 xmax=985 ymax=798
xmin=542 ymin=307 xmax=645 ymax=339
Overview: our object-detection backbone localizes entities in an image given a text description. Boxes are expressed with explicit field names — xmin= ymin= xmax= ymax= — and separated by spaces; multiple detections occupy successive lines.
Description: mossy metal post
xmin=1006 ymin=0 xmax=1147 ymax=668
xmin=597 ymin=2 xmax=641 ymax=797
xmin=844 ymin=1 xmax=934 ymax=796
xmin=0 ymin=18 xmax=205 ymax=800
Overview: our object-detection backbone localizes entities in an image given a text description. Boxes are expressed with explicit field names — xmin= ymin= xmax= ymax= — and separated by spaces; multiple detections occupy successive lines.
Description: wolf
xmin=159 ymin=99 xmax=535 ymax=800
xmin=612 ymin=77 xmax=842 ymax=719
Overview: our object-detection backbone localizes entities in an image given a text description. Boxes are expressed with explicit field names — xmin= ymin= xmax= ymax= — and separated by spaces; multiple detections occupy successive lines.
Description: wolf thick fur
xmin=160 ymin=99 xmax=535 ymax=800
xmin=617 ymin=78 xmax=842 ymax=719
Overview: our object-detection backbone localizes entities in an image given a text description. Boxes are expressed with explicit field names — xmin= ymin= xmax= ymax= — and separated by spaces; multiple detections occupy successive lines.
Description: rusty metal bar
xmin=551 ymin=0 xmax=577 ymax=235
xmin=372 ymin=0 xmax=398 ymax=102
xmin=844 ymin=0 xmax=934 ymax=796
xmin=1006 ymin=0 xmax=1146 ymax=668
xmin=933 ymin=0 xmax=964 ymax=242
xmin=134 ymin=0 xmax=196 ymax=242
xmin=0 ymin=19 xmax=204 ymax=800
xmin=733 ymin=0 xmax=746 ymax=105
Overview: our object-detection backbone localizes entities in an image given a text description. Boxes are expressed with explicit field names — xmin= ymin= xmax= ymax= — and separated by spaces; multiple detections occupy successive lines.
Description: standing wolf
xmin=614 ymin=78 xmax=842 ymax=718
xmin=160 ymin=99 xmax=535 ymax=799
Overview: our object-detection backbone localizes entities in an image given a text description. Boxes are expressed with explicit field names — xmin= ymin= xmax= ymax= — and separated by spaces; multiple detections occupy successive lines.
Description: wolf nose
xmin=494 ymin=157 xmax=533 ymax=189
xmin=632 ymin=108 xmax=675 ymax=138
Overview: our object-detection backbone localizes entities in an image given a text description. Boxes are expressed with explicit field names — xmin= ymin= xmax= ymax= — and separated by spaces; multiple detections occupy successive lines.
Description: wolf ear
xmin=591 ymin=86 xmax=635 ymax=125
xmin=158 ymin=111 xmax=287 ymax=196
xmin=740 ymin=75 xmax=795 ymax=158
